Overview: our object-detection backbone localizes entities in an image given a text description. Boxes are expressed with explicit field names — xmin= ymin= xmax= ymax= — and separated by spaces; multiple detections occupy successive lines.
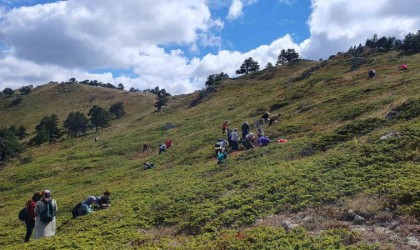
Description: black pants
xmin=24 ymin=219 xmax=35 ymax=242
xmin=231 ymin=141 xmax=238 ymax=151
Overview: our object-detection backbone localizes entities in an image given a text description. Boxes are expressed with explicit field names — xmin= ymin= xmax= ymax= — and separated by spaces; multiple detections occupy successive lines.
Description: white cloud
xmin=191 ymin=34 xmax=305 ymax=86
xmin=0 ymin=0 xmax=221 ymax=94
xmin=1 ymin=0 xmax=420 ymax=95
xmin=278 ymin=0 xmax=296 ymax=6
xmin=301 ymin=0 xmax=420 ymax=59
xmin=227 ymin=0 xmax=258 ymax=21
xmin=227 ymin=0 xmax=243 ymax=21
xmin=1 ymin=0 xmax=213 ymax=69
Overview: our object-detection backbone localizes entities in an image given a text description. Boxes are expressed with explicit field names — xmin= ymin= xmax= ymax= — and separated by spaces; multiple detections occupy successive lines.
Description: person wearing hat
xmin=34 ymin=190 xmax=57 ymax=239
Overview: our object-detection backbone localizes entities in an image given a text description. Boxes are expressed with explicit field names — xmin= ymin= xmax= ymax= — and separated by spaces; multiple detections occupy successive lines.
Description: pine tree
xmin=236 ymin=57 xmax=260 ymax=75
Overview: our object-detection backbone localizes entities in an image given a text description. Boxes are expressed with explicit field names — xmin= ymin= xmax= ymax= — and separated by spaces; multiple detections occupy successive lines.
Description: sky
xmin=0 ymin=0 xmax=419 ymax=95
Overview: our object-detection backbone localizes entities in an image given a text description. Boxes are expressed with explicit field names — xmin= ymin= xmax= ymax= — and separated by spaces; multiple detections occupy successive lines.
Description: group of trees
xmin=236 ymin=57 xmax=260 ymax=75
xmin=8 ymin=125 xmax=27 ymax=140
xmin=32 ymin=102 xmax=125 ymax=145
xmin=2 ymin=86 xmax=33 ymax=107
xmin=154 ymin=88 xmax=170 ymax=111
xmin=205 ymin=73 xmax=229 ymax=87
xmin=364 ymin=31 xmax=420 ymax=52
xmin=1 ymin=101 xmax=126 ymax=165
xmin=276 ymin=49 xmax=300 ymax=65
xmin=2 ymin=88 xmax=14 ymax=97
xmin=235 ymin=48 xmax=300 ymax=76
xmin=0 ymin=128 xmax=24 ymax=166
xmin=129 ymin=86 xmax=171 ymax=111
xmin=59 ymin=78 xmax=125 ymax=91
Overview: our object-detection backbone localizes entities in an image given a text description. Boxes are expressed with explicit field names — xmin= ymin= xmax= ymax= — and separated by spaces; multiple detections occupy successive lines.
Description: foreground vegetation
xmin=0 ymin=49 xmax=419 ymax=249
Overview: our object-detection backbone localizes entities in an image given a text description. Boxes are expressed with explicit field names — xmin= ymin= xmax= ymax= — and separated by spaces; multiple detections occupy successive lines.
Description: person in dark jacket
xmin=24 ymin=192 xmax=42 ymax=242
xmin=95 ymin=191 xmax=111 ymax=209
xmin=261 ymin=111 xmax=270 ymax=123
xmin=241 ymin=121 xmax=250 ymax=140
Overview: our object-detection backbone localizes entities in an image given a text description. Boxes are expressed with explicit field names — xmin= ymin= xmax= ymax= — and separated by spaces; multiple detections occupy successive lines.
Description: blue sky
xmin=0 ymin=0 xmax=419 ymax=94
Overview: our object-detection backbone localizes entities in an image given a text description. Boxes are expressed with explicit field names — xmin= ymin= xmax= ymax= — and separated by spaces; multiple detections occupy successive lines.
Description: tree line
xmin=0 ymin=102 xmax=126 ymax=167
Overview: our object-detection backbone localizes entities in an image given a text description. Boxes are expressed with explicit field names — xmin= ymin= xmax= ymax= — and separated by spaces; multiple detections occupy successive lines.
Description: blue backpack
xmin=40 ymin=200 xmax=55 ymax=223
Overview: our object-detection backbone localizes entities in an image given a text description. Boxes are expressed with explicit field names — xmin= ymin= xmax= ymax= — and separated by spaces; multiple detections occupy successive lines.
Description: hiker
xmin=143 ymin=162 xmax=154 ymax=170
xmin=214 ymin=138 xmax=228 ymax=158
xmin=34 ymin=190 xmax=57 ymax=239
xmin=257 ymin=136 xmax=270 ymax=147
xmin=399 ymin=64 xmax=408 ymax=70
xmin=261 ymin=111 xmax=270 ymax=123
xmin=23 ymin=192 xmax=42 ymax=242
xmin=217 ymin=151 xmax=227 ymax=165
xmin=257 ymin=128 xmax=265 ymax=138
xmin=230 ymin=128 xmax=239 ymax=151
xmin=269 ymin=114 xmax=281 ymax=126
xmin=227 ymin=128 xmax=233 ymax=149
xmin=73 ymin=196 xmax=96 ymax=218
xmin=244 ymin=133 xmax=256 ymax=150
xmin=368 ymin=69 xmax=376 ymax=79
xmin=165 ymin=140 xmax=172 ymax=149
xmin=95 ymin=191 xmax=111 ymax=209
xmin=143 ymin=142 xmax=148 ymax=152
xmin=222 ymin=120 xmax=228 ymax=134
xmin=241 ymin=121 xmax=250 ymax=140
xmin=159 ymin=144 xmax=166 ymax=154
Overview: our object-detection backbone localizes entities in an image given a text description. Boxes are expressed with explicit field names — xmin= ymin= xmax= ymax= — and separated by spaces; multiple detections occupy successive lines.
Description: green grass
xmin=0 ymin=50 xmax=419 ymax=249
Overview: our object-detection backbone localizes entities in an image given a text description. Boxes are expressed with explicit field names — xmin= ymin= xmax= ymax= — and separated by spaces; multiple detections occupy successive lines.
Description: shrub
xmin=393 ymin=98 xmax=420 ymax=120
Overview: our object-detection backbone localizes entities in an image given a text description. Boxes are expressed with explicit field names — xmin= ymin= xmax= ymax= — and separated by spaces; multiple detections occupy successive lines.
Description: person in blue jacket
xmin=80 ymin=196 xmax=96 ymax=216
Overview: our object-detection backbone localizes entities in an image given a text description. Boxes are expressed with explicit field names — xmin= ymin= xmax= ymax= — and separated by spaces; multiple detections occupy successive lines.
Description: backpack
xmin=18 ymin=207 xmax=28 ymax=221
xmin=72 ymin=202 xmax=82 ymax=218
xmin=40 ymin=200 xmax=55 ymax=223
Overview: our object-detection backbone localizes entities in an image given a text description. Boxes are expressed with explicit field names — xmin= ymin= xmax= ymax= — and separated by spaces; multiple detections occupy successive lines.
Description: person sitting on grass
xmin=95 ymin=191 xmax=111 ymax=209
xmin=244 ymin=133 xmax=256 ymax=149
xmin=217 ymin=151 xmax=227 ymax=165
xmin=143 ymin=162 xmax=154 ymax=170
xmin=159 ymin=144 xmax=166 ymax=154
xmin=257 ymin=136 xmax=270 ymax=147
xmin=72 ymin=196 xmax=96 ymax=218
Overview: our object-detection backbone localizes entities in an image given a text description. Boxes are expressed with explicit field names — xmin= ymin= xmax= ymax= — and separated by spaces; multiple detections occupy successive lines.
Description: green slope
xmin=0 ymin=50 xmax=419 ymax=249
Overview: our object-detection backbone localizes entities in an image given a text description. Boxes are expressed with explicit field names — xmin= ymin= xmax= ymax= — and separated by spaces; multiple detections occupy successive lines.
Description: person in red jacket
xmin=24 ymin=192 xmax=42 ymax=242
xmin=222 ymin=120 xmax=228 ymax=134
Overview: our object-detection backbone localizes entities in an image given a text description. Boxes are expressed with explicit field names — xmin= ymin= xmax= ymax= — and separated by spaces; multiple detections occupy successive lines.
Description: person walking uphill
xmin=24 ymin=192 xmax=42 ymax=242
xmin=34 ymin=190 xmax=57 ymax=239
xmin=222 ymin=120 xmax=228 ymax=134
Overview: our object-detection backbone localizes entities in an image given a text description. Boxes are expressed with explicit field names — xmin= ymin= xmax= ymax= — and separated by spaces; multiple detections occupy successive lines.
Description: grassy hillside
xmin=0 ymin=50 xmax=419 ymax=249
